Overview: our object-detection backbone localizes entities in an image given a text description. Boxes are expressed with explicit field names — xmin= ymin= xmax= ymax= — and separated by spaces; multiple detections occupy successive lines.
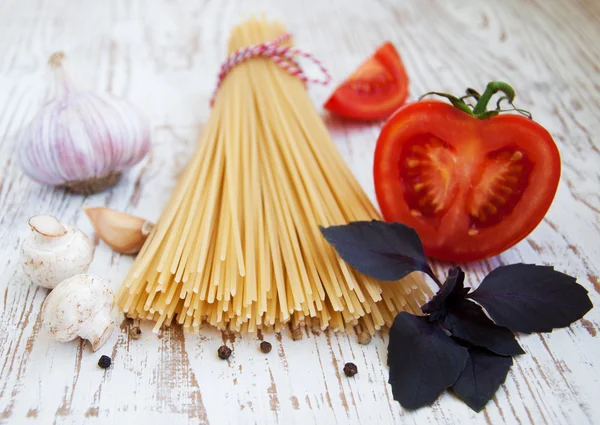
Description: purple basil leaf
xmin=421 ymin=267 xmax=469 ymax=320
xmin=320 ymin=221 xmax=439 ymax=284
xmin=452 ymin=348 xmax=513 ymax=412
xmin=440 ymin=299 xmax=524 ymax=356
xmin=388 ymin=312 xmax=469 ymax=409
xmin=468 ymin=264 xmax=593 ymax=333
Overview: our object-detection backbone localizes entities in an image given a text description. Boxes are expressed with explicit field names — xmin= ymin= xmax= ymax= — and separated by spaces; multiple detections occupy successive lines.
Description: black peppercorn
xmin=260 ymin=341 xmax=272 ymax=353
xmin=357 ymin=332 xmax=371 ymax=345
xmin=130 ymin=327 xmax=142 ymax=340
xmin=218 ymin=345 xmax=232 ymax=360
xmin=98 ymin=355 xmax=112 ymax=369
xmin=343 ymin=362 xmax=358 ymax=377
xmin=291 ymin=328 xmax=303 ymax=341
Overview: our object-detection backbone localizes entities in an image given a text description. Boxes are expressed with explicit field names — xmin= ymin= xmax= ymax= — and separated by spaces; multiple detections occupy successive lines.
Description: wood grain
xmin=1 ymin=0 xmax=599 ymax=424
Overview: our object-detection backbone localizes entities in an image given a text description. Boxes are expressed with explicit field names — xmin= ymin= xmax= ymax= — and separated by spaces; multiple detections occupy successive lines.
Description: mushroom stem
xmin=28 ymin=215 xmax=70 ymax=247
xmin=80 ymin=310 xmax=115 ymax=352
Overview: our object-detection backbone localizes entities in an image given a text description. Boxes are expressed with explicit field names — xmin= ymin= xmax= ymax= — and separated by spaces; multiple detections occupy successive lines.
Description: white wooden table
xmin=1 ymin=0 xmax=599 ymax=424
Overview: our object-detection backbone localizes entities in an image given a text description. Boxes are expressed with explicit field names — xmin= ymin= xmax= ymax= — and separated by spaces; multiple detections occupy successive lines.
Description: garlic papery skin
xmin=18 ymin=51 xmax=150 ymax=195
xmin=41 ymin=274 xmax=115 ymax=351
xmin=21 ymin=215 xmax=93 ymax=289
xmin=83 ymin=206 xmax=154 ymax=254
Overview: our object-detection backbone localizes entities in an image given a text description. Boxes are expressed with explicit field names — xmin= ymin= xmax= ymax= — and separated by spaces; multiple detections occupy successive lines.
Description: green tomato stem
xmin=420 ymin=81 xmax=531 ymax=120
xmin=472 ymin=82 xmax=516 ymax=116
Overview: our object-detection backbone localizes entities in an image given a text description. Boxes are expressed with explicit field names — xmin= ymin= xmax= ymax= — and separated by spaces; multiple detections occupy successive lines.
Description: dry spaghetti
xmin=116 ymin=17 xmax=433 ymax=335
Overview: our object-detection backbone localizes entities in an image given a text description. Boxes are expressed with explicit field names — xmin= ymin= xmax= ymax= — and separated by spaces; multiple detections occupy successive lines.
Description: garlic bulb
xmin=83 ymin=206 xmax=153 ymax=254
xmin=18 ymin=51 xmax=150 ymax=194
xmin=21 ymin=215 xmax=93 ymax=289
xmin=41 ymin=274 xmax=116 ymax=351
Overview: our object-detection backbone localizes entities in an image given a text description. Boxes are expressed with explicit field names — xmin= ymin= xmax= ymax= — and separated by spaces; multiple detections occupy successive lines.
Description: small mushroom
xmin=41 ymin=274 xmax=116 ymax=351
xmin=83 ymin=207 xmax=153 ymax=254
xmin=21 ymin=215 xmax=93 ymax=289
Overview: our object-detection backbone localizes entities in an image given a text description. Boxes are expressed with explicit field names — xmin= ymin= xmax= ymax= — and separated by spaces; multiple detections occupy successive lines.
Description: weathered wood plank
xmin=1 ymin=0 xmax=599 ymax=424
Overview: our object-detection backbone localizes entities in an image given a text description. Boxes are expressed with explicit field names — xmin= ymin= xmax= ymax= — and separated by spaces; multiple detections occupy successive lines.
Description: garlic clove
xmin=41 ymin=274 xmax=115 ymax=351
xmin=84 ymin=207 xmax=153 ymax=254
xmin=21 ymin=215 xmax=93 ymax=289
xmin=18 ymin=52 xmax=150 ymax=194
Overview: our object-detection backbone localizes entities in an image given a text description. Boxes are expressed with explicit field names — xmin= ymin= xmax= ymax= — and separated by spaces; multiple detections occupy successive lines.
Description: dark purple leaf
xmin=468 ymin=264 xmax=593 ymax=333
xmin=452 ymin=348 xmax=513 ymax=412
xmin=421 ymin=267 xmax=470 ymax=320
xmin=388 ymin=312 xmax=469 ymax=409
xmin=440 ymin=299 xmax=524 ymax=356
xmin=320 ymin=221 xmax=439 ymax=284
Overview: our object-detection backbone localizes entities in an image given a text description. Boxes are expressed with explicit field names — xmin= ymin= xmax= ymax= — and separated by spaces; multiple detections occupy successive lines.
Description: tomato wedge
xmin=374 ymin=82 xmax=561 ymax=262
xmin=324 ymin=42 xmax=409 ymax=121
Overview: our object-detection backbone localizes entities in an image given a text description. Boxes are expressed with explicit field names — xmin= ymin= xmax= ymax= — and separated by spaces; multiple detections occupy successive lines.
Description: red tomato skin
xmin=324 ymin=42 xmax=409 ymax=121
xmin=373 ymin=100 xmax=561 ymax=262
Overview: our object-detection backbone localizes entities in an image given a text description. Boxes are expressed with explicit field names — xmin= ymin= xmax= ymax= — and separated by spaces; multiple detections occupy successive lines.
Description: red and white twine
xmin=210 ymin=33 xmax=331 ymax=106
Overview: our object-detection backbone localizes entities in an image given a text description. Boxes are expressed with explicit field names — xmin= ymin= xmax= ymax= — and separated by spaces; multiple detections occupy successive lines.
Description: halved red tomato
xmin=324 ymin=42 xmax=409 ymax=121
xmin=374 ymin=84 xmax=561 ymax=262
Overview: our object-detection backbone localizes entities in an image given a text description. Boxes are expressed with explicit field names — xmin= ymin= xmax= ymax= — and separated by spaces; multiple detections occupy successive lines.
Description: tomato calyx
xmin=420 ymin=81 xmax=532 ymax=120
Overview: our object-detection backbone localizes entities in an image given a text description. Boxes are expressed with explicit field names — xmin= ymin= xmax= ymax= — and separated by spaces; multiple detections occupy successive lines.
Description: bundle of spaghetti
xmin=116 ymin=17 xmax=433 ymax=335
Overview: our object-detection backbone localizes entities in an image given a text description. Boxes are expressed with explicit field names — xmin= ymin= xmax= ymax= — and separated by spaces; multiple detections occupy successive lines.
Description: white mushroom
xmin=41 ymin=274 xmax=116 ymax=351
xmin=21 ymin=215 xmax=93 ymax=289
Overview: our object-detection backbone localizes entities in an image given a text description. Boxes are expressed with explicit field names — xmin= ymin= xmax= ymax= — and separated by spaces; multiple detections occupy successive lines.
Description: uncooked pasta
xmin=116 ymin=17 xmax=433 ymax=335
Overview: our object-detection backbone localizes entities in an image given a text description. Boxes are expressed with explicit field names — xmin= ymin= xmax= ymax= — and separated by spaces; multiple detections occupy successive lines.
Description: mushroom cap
xmin=21 ymin=224 xmax=93 ymax=289
xmin=42 ymin=274 xmax=114 ymax=342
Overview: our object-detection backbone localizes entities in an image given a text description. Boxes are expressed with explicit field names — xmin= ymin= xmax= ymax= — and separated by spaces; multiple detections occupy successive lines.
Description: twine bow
xmin=210 ymin=33 xmax=331 ymax=106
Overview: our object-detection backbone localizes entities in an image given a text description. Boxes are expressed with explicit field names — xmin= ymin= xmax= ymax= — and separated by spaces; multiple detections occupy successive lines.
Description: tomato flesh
xmin=400 ymin=135 xmax=458 ymax=220
xmin=324 ymin=41 xmax=409 ymax=121
xmin=466 ymin=148 xmax=533 ymax=230
xmin=374 ymin=101 xmax=561 ymax=262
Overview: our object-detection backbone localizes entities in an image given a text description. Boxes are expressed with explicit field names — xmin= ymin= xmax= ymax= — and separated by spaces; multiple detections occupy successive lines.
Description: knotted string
xmin=210 ymin=33 xmax=331 ymax=106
